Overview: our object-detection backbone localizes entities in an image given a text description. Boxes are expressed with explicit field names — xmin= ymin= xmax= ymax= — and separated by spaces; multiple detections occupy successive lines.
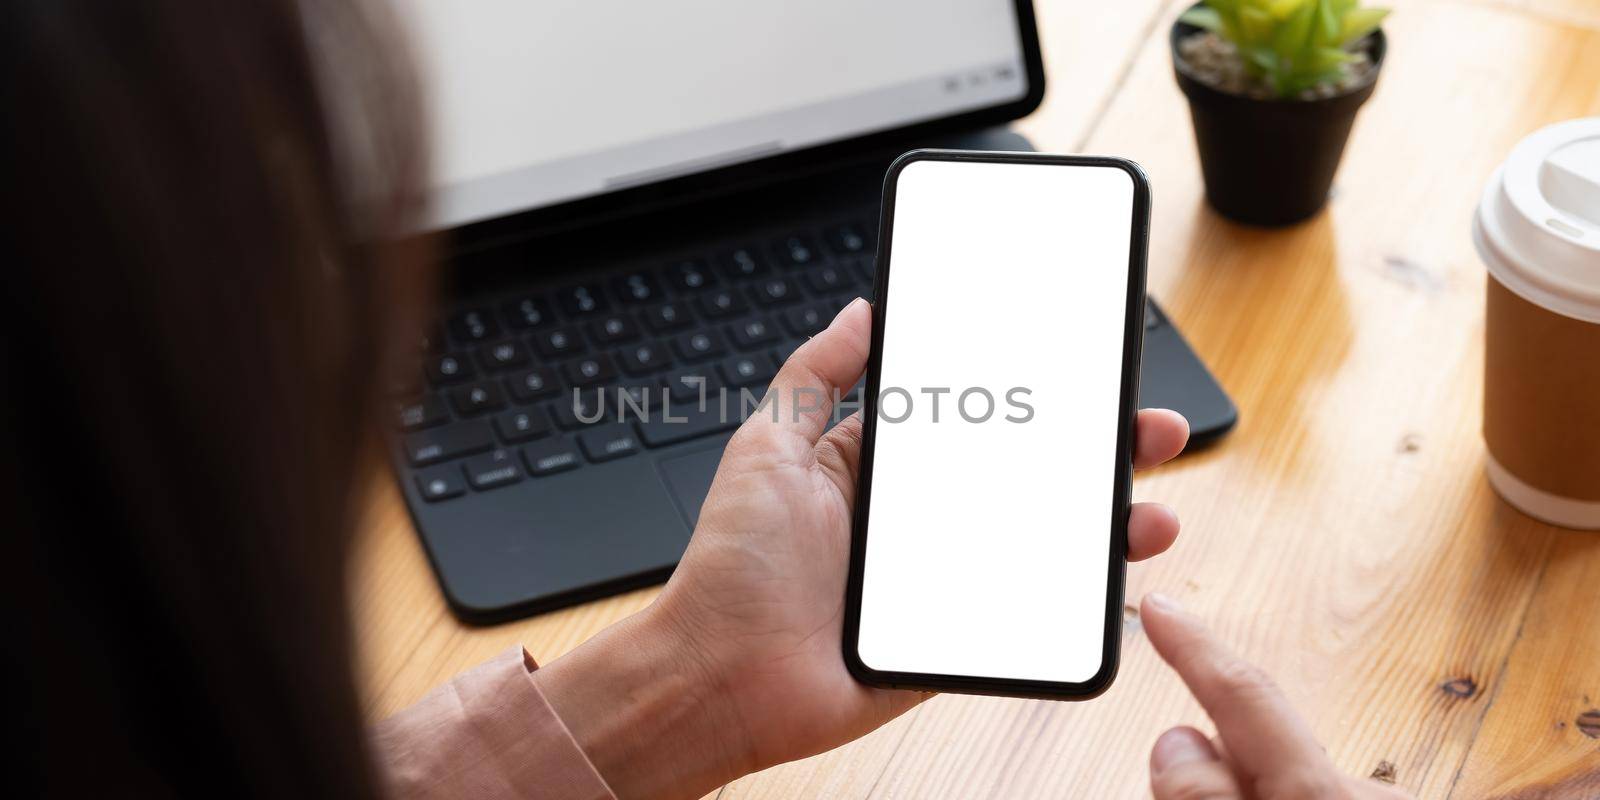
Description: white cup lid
xmin=1474 ymin=117 xmax=1600 ymax=323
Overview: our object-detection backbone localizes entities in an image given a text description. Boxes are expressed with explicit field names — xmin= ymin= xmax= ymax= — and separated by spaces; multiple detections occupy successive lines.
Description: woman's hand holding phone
xmin=657 ymin=297 xmax=1190 ymax=771
xmin=536 ymin=299 xmax=1191 ymax=798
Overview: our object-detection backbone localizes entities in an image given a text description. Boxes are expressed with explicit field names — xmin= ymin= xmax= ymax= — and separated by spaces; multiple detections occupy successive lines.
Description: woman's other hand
xmin=1142 ymin=593 xmax=1415 ymax=800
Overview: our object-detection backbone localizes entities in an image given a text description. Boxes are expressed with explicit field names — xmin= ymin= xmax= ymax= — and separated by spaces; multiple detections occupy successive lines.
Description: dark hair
xmin=3 ymin=0 xmax=429 ymax=795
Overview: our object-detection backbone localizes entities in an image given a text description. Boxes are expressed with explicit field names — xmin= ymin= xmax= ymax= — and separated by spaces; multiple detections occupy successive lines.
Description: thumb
xmin=739 ymin=297 xmax=871 ymax=446
xmin=1150 ymin=727 xmax=1244 ymax=800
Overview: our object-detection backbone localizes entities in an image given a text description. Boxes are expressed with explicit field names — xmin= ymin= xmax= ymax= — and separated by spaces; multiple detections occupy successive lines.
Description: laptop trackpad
xmin=657 ymin=443 xmax=728 ymax=528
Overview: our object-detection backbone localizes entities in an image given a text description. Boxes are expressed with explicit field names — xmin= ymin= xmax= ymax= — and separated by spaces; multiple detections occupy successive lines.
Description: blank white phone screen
xmin=857 ymin=159 xmax=1135 ymax=684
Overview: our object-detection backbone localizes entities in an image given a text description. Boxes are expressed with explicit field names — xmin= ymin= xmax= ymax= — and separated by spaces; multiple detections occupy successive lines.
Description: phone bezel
xmin=842 ymin=149 xmax=1151 ymax=700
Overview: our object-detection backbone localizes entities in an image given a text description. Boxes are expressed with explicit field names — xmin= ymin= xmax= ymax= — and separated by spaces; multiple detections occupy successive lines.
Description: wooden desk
xmin=354 ymin=1 xmax=1600 ymax=796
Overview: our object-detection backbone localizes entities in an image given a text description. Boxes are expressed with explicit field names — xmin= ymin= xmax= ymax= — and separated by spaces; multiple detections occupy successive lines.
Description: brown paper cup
xmin=1484 ymin=275 xmax=1600 ymax=527
xmin=1474 ymin=118 xmax=1600 ymax=529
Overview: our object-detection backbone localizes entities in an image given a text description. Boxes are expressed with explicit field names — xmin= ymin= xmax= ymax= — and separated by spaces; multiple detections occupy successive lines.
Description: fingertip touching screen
xmin=855 ymin=156 xmax=1138 ymax=687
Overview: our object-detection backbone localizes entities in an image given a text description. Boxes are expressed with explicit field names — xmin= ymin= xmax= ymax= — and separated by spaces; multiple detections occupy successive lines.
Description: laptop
xmin=389 ymin=0 xmax=1236 ymax=622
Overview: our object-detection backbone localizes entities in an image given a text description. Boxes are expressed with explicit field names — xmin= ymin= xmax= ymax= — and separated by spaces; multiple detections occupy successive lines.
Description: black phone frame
xmin=842 ymin=149 xmax=1152 ymax=700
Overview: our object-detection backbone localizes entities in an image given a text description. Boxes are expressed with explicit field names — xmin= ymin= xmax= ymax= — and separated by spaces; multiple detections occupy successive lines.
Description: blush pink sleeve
xmin=371 ymin=646 xmax=616 ymax=800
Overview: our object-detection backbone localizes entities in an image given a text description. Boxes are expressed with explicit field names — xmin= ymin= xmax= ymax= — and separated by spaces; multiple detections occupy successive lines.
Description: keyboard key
xmin=555 ymin=283 xmax=609 ymax=316
xmin=564 ymin=354 xmax=617 ymax=387
xmin=643 ymin=301 xmax=694 ymax=333
xmin=825 ymin=223 xmax=871 ymax=255
xmin=618 ymin=340 xmax=672 ymax=376
xmin=590 ymin=313 xmax=640 ymax=344
xmin=698 ymin=288 xmax=748 ymax=319
xmin=835 ymin=290 xmax=868 ymax=306
xmin=664 ymin=259 xmax=717 ymax=292
xmin=663 ymin=368 xmax=723 ymax=404
xmin=477 ymin=339 xmax=529 ymax=372
xmin=612 ymin=382 xmax=658 ymax=415
xmin=831 ymin=288 xmax=869 ymax=308
xmin=578 ymin=423 xmax=641 ymax=463
xmin=750 ymin=276 xmax=802 ymax=307
xmin=448 ymin=308 xmax=500 ymax=344
xmin=522 ymin=437 xmax=582 ymax=476
xmin=462 ymin=448 xmax=523 ymax=490
xmin=396 ymin=396 xmax=449 ymax=431
xmin=636 ymin=403 xmax=740 ymax=448
xmin=450 ymin=380 xmax=507 ymax=416
xmin=672 ymin=329 xmax=728 ymax=362
xmin=718 ymin=246 xmax=770 ymax=280
xmin=729 ymin=317 xmax=780 ymax=349
xmin=804 ymin=264 xmax=856 ymax=294
xmin=404 ymin=421 xmax=494 ymax=466
xmin=782 ymin=304 xmax=829 ymax=337
xmin=771 ymin=339 xmax=803 ymax=364
xmin=531 ymin=325 xmax=585 ymax=358
xmin=719 ymin=354 xmax=776 ymax=387
xmin=494 ymin=407 xmax=551 ymax=443
xmin=611 ymin=271 xmax=664 ymax=305
xmin=414 ymin=465 xmax=466 ymax=502
xmin=773 ymin=234 xmax=821 ymax=268
xmin=506 ymin=366 xmax=560 ymax=403
xmin=549 ymin=389 xmax=608 ymax=429
xmin=849 ymin=257 xmax=876 ymax=286
xmin=502 ymin=296 xmax=554 ymax=330
xmin=425 ymin=352 xmax=477 ymax=386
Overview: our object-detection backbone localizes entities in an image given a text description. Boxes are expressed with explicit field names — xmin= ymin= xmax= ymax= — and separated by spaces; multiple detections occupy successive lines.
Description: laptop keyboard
xmin=392 ymin=219 xmax=878 ymax=504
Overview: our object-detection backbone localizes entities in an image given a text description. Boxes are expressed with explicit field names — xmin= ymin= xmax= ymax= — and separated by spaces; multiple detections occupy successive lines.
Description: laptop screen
xmin=396 ymin=0 xmax=1033 ymax=229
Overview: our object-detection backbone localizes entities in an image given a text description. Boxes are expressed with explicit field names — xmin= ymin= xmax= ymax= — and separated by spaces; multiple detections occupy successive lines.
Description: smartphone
xmin=843 ymin=150 xmax=1150 ymax=699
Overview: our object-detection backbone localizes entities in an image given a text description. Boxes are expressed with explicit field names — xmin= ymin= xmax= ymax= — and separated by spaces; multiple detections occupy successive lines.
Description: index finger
xmin=1140 ymin=593 xmax=1334 ymax=782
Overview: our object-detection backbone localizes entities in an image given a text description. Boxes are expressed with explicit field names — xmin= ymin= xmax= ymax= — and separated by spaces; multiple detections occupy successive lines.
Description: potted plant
xmin=1173 ymin=0 xmax=1389 ymax=226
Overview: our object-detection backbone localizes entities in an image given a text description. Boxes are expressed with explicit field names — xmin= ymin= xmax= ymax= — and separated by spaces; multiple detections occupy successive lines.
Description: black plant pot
xmin=1172 ymin=17 xmax=1385 ymax=226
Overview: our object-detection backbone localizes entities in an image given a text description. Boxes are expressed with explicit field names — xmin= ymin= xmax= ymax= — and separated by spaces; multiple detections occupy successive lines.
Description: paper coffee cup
xmin=1473 ymin=117 xmax=1600 ymax=529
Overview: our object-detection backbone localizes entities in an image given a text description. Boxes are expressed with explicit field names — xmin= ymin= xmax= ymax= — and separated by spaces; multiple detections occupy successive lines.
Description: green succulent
xmin=1180 ymin=0 xmax=1389 ymax=98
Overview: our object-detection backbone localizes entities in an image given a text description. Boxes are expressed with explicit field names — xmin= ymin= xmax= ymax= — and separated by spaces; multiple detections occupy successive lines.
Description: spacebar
xmin=635 ymin=405 xmax=742 ymax=448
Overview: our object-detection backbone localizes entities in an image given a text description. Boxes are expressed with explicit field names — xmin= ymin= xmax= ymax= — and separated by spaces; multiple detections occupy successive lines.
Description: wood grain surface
xmin=352 ymin=1 xmax=1600 ymax=796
